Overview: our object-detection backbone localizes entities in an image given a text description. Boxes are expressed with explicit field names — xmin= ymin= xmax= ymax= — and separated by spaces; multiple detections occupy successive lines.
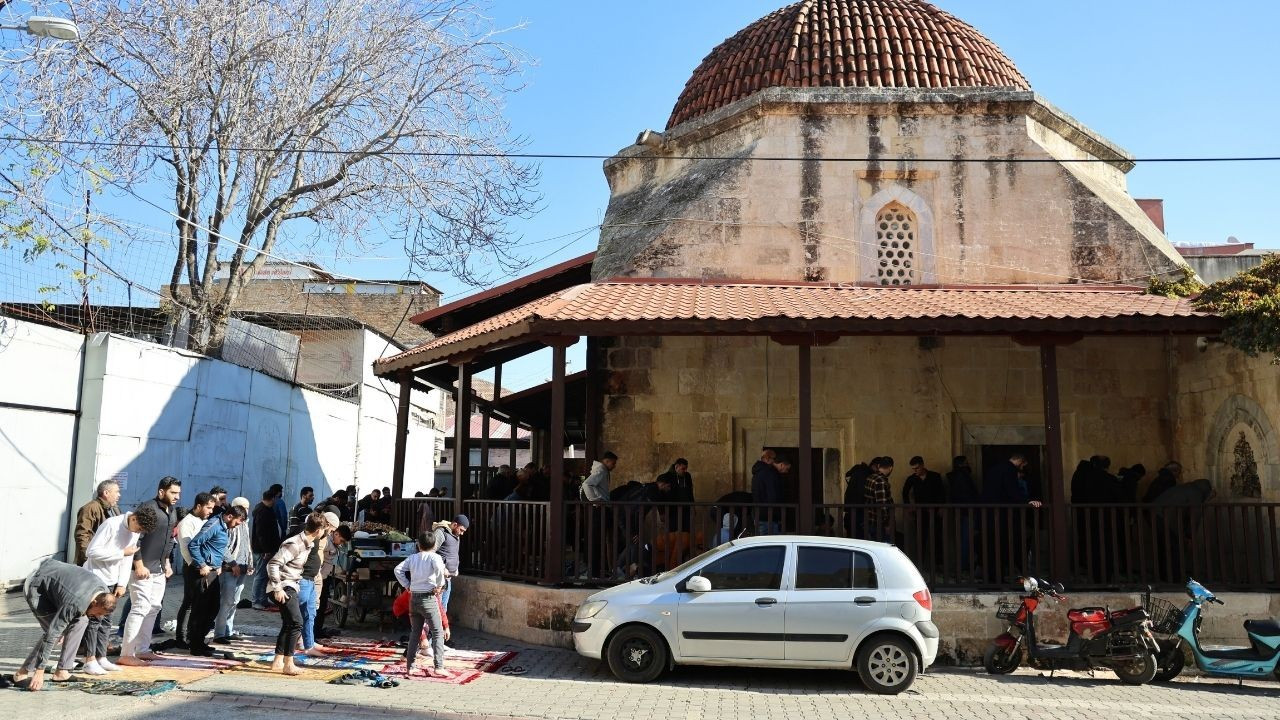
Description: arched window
xmin=875 ymin=202 xmax=917 ymax=286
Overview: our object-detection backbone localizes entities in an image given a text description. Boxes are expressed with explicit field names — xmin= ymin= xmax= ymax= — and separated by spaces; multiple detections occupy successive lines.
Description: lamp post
xmin=0 ymin=16 xmax=80 ymax=41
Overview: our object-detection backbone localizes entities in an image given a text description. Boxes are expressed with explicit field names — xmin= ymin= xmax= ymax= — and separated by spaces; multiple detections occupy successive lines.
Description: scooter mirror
xmin=1053 ymin=582 xmax=1065 ymax=594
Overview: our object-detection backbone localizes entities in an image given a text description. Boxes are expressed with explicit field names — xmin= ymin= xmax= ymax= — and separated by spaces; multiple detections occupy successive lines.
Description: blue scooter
xmin=1159 ymin=579 xmax=1280 ymax=681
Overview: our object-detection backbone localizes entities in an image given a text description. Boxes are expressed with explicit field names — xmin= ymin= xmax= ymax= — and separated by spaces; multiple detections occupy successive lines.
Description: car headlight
xmin=577 ymin=600 xmax=608 ymax=619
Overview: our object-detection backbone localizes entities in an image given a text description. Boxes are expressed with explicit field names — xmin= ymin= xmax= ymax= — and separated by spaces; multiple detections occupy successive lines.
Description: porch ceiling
xmin=373 ymin=280 xmax=1223 ymax=377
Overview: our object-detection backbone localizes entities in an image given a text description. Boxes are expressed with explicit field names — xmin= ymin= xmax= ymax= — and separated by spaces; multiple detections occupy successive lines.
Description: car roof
xmin=729 ymin=534 xmax=894 ymax=552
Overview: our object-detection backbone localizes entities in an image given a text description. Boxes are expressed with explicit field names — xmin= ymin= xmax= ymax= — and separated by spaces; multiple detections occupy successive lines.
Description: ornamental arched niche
xmin=858 ymin=186 xmax=936 ymax=286
xmin=1206 ymin=394 xmax=1279 ymax=500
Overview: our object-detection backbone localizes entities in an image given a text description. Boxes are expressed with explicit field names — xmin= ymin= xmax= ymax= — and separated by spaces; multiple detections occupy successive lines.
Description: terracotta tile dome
xmin=667 ymin=0 xmax=1030 ymax=129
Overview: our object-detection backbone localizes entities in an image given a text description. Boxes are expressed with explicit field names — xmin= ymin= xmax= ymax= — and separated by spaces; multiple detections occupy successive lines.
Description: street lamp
xmin=0 ymin=16 xmax=80 ymax=41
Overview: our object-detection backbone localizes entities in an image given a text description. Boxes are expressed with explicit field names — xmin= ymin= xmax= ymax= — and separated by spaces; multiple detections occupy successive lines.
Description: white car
xmin=572 ymin=535 xmax=938 ymax=694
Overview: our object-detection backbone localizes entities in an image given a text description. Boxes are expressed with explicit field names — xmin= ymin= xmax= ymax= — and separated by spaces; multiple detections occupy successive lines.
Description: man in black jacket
xmin=118 ymin=476 xmax=182 ymax=665
xmin=752 ymin=454 xmax=788 ymax=534
xmin=250 ymin=491 xmax=282 ymax=609
xmin=15 ymin=559 xmax=115 ymax=691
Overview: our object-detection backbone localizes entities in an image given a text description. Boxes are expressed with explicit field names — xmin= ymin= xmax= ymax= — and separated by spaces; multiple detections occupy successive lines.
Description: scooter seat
xmin=1244 ymin=619 xmax=1280 ymax=637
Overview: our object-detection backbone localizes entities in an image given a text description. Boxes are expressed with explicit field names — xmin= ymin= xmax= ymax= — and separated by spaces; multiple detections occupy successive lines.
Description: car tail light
xmin=913 ymin=589 xmax=933 ymax=611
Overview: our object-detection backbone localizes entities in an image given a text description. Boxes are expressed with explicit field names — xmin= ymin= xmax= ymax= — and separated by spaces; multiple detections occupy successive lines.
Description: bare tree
xmin=4 ymin=0 xmax=538 ymax=355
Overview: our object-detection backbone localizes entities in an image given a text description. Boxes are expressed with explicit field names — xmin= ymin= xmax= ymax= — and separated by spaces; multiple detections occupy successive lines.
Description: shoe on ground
xmin=97 ymin=658 xmax=121 ymax=671
xmin=211 ymin=637 xmax=231 ymax=645
xmin=229 ymin=631 xmax=247 ymax=639
xmin=237 ymin=599 xmax=253 ymax=609
xmin=191 ymin=645 xmax=216 ymax=657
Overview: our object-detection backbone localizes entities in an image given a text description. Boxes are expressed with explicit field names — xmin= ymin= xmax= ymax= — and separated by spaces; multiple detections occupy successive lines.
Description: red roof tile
xmin=443 ymin=414 xmax=531 ymax=440
xmin=668 ymin=0 xmax=1031 ymax=129
xmin=374 ymin=282 xmax=1220 ymax=376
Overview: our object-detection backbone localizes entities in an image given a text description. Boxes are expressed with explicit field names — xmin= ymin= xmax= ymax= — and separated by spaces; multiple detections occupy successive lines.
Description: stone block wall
xmin=599 ymin=334 xmax=1174 ymax=502
xmin=1172 ymin=338 xmax=1280 ymax=500
xmin=594 ymin=90 xmax=1182 ymax=286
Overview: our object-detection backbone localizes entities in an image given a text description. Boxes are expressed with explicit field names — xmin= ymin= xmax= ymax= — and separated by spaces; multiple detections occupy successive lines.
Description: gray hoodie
xmin=581 ymin=460 xmax=611 ymax=502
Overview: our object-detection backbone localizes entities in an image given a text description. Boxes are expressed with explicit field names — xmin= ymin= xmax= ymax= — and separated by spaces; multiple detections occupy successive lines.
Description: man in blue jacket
xmin=186 ymin=505 xmax=247 ymax=656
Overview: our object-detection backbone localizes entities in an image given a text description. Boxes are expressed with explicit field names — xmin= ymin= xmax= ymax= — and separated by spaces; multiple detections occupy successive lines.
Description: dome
xmin=667 ymin=0 xmax=1030 ymax=129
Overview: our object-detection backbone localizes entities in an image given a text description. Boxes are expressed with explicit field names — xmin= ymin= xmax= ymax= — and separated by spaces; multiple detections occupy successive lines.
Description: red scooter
xmin=984 ymin=577 xmax=1160 ymax=685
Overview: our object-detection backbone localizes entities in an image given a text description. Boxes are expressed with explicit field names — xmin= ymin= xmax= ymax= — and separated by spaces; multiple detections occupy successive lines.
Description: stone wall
xmin=1172 ymin=338 xmax=1280 ymax=500
xmin=599 ymin=334 xmax=1174 ymax=502
xmin=450 ymin=575 xmax=1280 ymax=666
xmin=594 ymin=88 xmax=1182 ymax=286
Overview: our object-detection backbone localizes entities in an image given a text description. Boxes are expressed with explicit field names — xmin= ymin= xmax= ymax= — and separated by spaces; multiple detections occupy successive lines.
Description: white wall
xmin=358 ymin=330 xmax=439 ymax=498
xmin=0 ymin=316 xmax=84 ymax=587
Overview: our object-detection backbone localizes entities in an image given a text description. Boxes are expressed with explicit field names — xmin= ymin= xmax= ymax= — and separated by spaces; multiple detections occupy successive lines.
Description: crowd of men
xmin=11 ymin=477 xmax=394 ymax=691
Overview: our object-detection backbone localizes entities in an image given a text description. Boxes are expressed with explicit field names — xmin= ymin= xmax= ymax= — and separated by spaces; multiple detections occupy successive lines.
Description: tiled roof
xmin=443 ymin=414 xmax=531 ymax=440
xmin=668 ymin=0 xmax=1031 ymax=129
xmin=374 ymin=281 xmax=1221 ymax=376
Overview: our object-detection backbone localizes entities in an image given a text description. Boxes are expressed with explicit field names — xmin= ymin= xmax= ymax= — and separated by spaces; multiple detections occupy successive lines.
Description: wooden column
xmin=391 ymin=371 xmax=413 ymax=500
xmin=545 ymin=341 xmax=570 ymax=584
xmin=509 ymin=418 xmax=519 ymax=468
xmin=479 ymin=408 xmax=491 ymax=497
xmin=585 ymin=336 xmax=603 ymax=462
xmin=797 ymin=343 xmax=814 ymax=534
xmin=1041 ymin=343 xmax=1068 ymax=580
xmin=453 ymin=362 xmax=472 ymax=518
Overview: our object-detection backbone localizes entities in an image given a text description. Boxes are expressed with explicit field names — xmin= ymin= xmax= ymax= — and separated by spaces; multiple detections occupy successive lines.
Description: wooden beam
xmin=391 ymin=371 xmax=412 ymax=501
xmin=545 ymin=343 xmax=567 ymax=584
xmin=585 ymin=336 xmax=603 ymax=462
xmin=453 ymin=362 xmax=472 ymax=517
xmin=797 ymin=343 xmax=814 ymax=534
xmin=1041 ymin=343 xmax=1068 ymax=580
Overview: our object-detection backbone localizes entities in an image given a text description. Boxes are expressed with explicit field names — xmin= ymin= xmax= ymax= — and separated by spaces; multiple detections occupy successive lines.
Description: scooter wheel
xmin=1153 ymin=646 xmax=1185 ymax=683
xmin=983 ymin=643 xmax=1021 ymax=675
xmin=1113 ymin=652 xmax=1157 ymax=685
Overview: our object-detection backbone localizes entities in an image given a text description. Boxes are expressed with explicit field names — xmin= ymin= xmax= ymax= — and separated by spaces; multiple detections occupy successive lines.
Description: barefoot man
xmin=14 ymin=559 xmax=117 ymax=691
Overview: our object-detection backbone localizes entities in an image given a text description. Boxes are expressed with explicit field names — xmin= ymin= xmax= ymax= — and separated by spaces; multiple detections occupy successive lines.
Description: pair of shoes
xmin=211 ymin=636 xmax=231 ymax=645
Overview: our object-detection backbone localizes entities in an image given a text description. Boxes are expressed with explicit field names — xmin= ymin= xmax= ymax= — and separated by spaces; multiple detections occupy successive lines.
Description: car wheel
xmin=606 ymin=626 xmax=667 ymax=683
xmin=857 ymin=635 xmax=919 ymax=695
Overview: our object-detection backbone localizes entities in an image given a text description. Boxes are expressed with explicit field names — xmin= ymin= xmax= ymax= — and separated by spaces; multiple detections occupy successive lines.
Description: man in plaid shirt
xmin=863 ymin=457 xmax=895 ymax=542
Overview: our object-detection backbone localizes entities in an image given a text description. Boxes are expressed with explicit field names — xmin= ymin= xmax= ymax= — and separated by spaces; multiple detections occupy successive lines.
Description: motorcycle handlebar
xmin=1210 ymin=597 xmax=1225 ymax=605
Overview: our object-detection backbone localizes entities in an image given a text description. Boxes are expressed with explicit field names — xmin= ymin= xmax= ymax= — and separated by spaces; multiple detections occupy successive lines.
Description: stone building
xmin=374 ymin=0 xmax=1279 ymax=601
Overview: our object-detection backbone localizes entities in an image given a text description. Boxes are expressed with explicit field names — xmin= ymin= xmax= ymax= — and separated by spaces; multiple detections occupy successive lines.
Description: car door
xmin=676 ymin=544 xmax=788 ymax=660
xmin=783 ymin=545 xmax=885 ymax=662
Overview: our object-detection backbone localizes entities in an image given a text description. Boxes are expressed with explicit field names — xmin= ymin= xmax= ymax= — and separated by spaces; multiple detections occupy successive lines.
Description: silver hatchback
xmin=572 ymin=535 xmax=939 ymax=694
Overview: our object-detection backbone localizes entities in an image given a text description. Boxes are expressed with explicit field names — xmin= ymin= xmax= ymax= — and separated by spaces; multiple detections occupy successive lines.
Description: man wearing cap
xmin=431 ymin=515 xmax=469 ymax=624
xmin=212 ymin=496 xmax=254 ymax=644
xmin=312 ymin=513 xmax=352 ymax=641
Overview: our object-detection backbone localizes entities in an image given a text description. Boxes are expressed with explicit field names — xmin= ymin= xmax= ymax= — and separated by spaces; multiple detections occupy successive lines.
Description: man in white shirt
xmin=174 ymin=492 xmax=216 ymax=648
xmin=80 ymin=506 xmax=156 ymax=674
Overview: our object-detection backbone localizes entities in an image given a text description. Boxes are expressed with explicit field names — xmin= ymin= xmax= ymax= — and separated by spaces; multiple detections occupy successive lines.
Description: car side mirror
xmin=686 ymin=576 xmax=712 ymax=593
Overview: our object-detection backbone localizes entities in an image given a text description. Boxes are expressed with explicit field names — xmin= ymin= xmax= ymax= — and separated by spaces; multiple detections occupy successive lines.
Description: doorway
xmin=765 ymin=446 xmax=825 ymax=505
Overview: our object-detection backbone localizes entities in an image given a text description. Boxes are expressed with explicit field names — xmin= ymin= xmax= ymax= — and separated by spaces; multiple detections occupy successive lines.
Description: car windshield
xmin=641 ymin=542 xmax=735 ymax=584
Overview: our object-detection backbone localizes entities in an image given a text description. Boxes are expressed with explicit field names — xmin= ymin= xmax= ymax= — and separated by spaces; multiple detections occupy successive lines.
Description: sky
xmin=7 ymin=1 xmax=1280 ymax=391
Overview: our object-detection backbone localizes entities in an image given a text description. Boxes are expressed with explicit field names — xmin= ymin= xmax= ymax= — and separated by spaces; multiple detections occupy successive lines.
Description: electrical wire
xmin=3 ymin=133 xmax=1280 ymax=164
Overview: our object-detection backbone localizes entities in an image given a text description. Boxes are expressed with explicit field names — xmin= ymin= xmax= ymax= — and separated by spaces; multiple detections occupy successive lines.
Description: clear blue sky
xmin=337 ymin=0 xmax=1280 ymax=300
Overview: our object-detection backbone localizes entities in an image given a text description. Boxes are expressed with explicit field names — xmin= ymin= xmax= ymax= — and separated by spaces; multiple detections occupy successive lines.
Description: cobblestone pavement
xmin=5 ymin=582 xmax=1280 ymax=719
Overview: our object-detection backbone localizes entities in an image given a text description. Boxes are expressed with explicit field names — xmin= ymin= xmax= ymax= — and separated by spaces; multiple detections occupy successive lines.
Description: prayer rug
xmin=378 ymin=662 xmax=486 ymax=685
xmin=12 ymin=678 xmax=179 ymax=696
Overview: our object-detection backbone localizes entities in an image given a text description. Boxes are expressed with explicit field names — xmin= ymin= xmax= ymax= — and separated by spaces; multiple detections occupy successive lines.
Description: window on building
xmin=875 ymin=203 xmax=917 ymax=286
xmin=795 ymin=547 xmax=878 ymax=589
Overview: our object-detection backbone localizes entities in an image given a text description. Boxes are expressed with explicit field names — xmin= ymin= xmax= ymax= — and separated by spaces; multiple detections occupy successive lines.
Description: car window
xmin=697 ymin=546 xmax=785 ymax=590
xmin=795 ymin=547 xmax=878 ymax=589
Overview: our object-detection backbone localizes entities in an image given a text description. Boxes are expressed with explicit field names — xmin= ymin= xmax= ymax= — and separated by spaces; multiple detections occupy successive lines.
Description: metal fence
xmin=388 ymin=498 xmax=1280 ymax=591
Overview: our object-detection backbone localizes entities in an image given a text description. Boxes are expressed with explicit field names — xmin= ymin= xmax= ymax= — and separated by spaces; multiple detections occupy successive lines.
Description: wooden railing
xmin=388 ymin=498 xmax=1280 ymax=591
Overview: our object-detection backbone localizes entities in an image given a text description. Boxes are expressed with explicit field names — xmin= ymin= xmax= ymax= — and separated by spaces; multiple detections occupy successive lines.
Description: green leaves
xmin=1194 ymin=255 xmax=1280 ymax=362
